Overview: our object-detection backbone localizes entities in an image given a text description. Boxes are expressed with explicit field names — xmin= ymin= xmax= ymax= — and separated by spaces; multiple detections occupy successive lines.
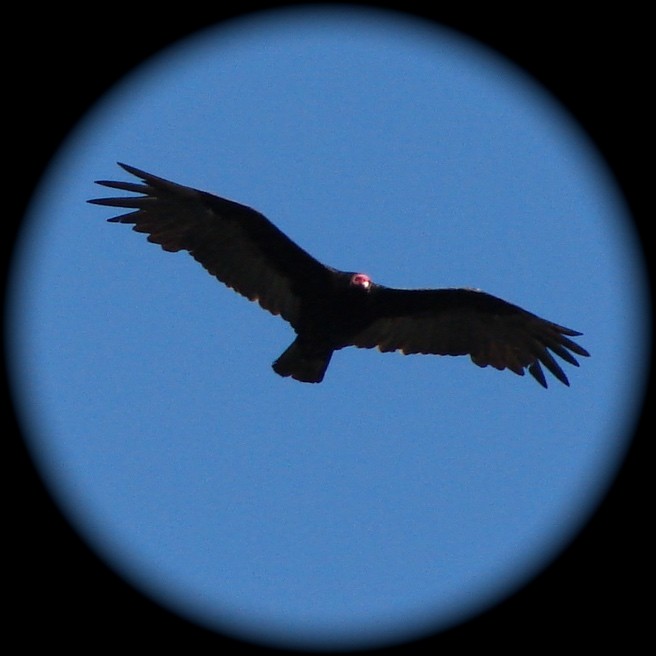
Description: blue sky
xmin=7 ymin=7 xmax=649 ymax=653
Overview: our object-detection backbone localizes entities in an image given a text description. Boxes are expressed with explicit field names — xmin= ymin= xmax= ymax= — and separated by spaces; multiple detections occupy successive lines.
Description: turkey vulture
xmin=89 ymin=163 xmax=589 ymax=387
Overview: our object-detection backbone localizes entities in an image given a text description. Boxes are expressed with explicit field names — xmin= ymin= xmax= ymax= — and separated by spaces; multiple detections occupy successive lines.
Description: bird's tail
xmin=272 ymin=340 xmax=332 ymax=383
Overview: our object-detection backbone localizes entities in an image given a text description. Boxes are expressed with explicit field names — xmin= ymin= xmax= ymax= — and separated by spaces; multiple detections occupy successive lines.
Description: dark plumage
xmin=89 ymin=163 xmax=589 ymax=387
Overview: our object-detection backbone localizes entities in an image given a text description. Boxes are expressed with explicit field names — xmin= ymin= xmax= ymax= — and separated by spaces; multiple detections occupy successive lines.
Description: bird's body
xmin=89 ymin=164 xmax=589 ymax=387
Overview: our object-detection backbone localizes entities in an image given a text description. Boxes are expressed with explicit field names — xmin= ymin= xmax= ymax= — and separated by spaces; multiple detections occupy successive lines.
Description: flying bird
xmin=89 ymin=164 xmax=589 ymax=387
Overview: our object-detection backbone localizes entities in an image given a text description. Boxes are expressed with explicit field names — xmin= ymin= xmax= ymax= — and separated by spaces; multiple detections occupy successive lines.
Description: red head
xmin=350 ymin=273 xmax=372 ymax=290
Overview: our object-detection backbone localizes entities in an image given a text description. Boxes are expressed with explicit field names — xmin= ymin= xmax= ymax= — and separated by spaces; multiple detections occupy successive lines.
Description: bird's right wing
xmin=89 ymin=164 xmax=334 ymax=328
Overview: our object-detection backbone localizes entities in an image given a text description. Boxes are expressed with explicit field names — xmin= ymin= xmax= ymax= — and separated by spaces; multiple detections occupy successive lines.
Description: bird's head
xmin=350 ymin=272 xmax=372 ymax=291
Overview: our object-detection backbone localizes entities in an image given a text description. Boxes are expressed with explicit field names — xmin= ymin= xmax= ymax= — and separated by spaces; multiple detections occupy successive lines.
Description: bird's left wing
xmin=89 ymin=164 xmax=333 ymax=328
xmin=349 ymin=287 xmax=589 ymax=387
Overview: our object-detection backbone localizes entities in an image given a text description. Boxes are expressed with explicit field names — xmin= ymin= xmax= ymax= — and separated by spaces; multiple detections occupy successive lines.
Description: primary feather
xmin=89 ymin=164 xmax=589 ymax=387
